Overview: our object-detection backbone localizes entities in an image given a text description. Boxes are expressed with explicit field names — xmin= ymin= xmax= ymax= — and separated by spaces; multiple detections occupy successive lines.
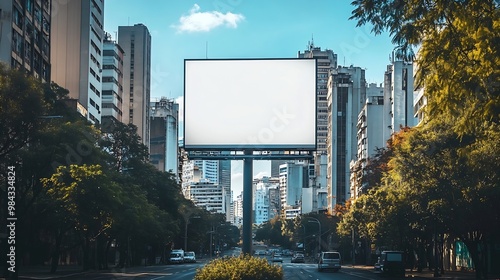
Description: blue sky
xmin=104 ymin=0 xmax=396 ymax=195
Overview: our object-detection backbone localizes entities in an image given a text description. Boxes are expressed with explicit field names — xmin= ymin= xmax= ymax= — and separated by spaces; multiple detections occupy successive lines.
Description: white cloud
xmin=254 ymin=171 xmax=269 ymax=179
xmin=172 ymin=4 xmax=245 ymax=33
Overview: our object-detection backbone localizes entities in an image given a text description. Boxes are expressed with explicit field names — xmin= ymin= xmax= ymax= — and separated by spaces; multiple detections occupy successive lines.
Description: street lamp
xmin=184 ymin=215 xmax=200 ymax=251
xmin=308 ymin=217 xmax=321 ymax=256
xmin=208 ymin=223 xmax=224 ymax=258
xmin=300 ymin=224 xmax=306 ymax=255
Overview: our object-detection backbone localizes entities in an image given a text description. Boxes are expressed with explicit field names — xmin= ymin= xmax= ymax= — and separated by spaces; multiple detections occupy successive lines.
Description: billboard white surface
xmin=184 ymin=59 xmax=316 ymax=150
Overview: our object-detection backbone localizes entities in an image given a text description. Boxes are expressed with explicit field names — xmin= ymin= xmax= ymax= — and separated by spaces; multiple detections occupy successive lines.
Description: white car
xmin=184 ymin=251 xmax=196 ymax=263
xmin=271 ymin=253 xmax=283 ymax=263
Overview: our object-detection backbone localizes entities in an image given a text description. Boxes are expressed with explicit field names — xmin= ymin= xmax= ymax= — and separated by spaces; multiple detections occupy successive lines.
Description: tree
xmin=349 ymin=0 xmax=500 ymax=135
xmin=100 ymin=117 xmax=149 ymax=172
xmin=41 ymin=164 xmax=120 ymax=270
xmin=389 ymin=121 xmax=500 ymax=277
xmin=0 ymin=63 xmax=47 ymax=160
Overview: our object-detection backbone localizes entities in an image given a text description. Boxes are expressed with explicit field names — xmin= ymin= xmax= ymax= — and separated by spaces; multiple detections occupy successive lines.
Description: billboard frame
xmin=183 ymin=58 xmax=317 ymax=152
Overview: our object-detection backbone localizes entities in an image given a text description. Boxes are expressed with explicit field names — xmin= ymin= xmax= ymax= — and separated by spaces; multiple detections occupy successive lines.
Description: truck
xmin=169 ymin=249 xmax=184 ymax=264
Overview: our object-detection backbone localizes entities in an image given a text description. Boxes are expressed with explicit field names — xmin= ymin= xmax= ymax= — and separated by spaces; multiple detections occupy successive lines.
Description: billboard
xmin=184 ymin=58 xmax=316 ymax=150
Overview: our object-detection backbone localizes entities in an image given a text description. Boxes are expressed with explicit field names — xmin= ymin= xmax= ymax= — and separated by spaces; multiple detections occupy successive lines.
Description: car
xmin=318 ymin=251 xmax=341 ymax=272
xmin=271 ymin=253 xmax=283 ymax=262
xmin=291 ymin=253 xmax=305 ymax=263
xmin=184 ymin=251 xmax=196 ymax=263
xmin=378 ymin=251 xmax=405 ymax=277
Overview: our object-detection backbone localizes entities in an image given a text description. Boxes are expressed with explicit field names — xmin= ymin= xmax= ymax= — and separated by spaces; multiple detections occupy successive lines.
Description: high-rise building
xmin=254 ymin=183 xmax=269 ymax=225
xmin=118 ymin=23 xmax=151 ymax=148
xmin=149 ymin=98 xmax=179 ymax=175
xmin=0 ymin=0 xmax=52 ymax=82
xmin=298 ymin=41 xmax=338 ymax=154
xmin=50 ymin=0 xmax=104 ymax=124
xmin=185 ymin=180 xmax=223 ymax=213
xmin=384 ymin=60 xmax=416 ymax=137
xmin=219 ymin=160 xmax=232 ymax=222
xmin=352 ymin=83 xmax=385 ymax=197
xmin=326 ymin=66 xmax=366 ymax=212
xmin=233 ymin=192 xmax=243 ymax=227
xmin=279 ymin=161 xmax=308 ymax=219
xmin=102 ymin=34 xmax=124 ymax=122
xmin=252 ymin=177 xmax=279 ymax=225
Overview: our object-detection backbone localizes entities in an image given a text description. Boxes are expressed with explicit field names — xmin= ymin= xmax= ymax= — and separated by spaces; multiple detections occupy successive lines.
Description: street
xmin=47 ymin=258 xmax=393 ymax=280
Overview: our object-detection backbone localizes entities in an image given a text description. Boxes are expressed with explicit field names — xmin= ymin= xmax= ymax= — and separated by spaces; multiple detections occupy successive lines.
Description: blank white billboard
xmin=184 ymin=58 xmax=316 ymax=150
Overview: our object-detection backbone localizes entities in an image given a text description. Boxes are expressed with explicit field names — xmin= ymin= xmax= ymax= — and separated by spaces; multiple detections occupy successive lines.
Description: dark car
xmin=379 ymin=251 xmax=405 ymax=277
xmin=291 ymin=253 xmax=305 ymax=263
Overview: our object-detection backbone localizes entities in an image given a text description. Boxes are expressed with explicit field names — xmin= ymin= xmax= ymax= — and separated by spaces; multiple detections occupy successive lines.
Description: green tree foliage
xmin=254 ymin=217 xmax=285 ymax=246
xmin=350 ymin=0 xmax=500 ymax=134
xmin=388 ymin=121 xmax=500 ymax=277
xmin=0 ymin=68 xmax=191 ymax=271
xmin=0 ymin=63 xmax=47 ymax=159
xmin=100 ymin=117 xmax=149 ymax=171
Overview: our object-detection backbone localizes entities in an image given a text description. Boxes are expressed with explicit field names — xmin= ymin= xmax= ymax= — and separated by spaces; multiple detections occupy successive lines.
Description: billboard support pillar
xmin=242 ymin=150 xmax=253 ymax=255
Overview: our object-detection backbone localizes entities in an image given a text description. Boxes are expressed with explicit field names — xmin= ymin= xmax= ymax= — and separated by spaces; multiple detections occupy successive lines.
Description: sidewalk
xmin=12 ymin=265 xmax=89 ymax=280
xmin=353 ymin=265 xmax=499 ymax=279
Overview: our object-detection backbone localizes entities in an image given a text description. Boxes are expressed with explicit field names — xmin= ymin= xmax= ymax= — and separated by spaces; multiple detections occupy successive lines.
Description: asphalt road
xmin=50 ymin=257 xmax=387 ymax=280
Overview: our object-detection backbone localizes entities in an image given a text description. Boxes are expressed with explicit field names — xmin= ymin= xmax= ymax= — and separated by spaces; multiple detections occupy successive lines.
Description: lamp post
xmin=184 ymin=215 xmax=200 ymax=251
xmin=301 ymin=224 xmax=306 ymax=255
xmin=208 ymin=223 xmax=224 ymax=258
xmin=308 ymin=217 xmax=321 ymax=256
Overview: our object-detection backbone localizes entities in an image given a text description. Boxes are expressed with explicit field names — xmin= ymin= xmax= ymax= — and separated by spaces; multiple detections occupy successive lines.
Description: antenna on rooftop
xmin=206 ymin=41 xmax=208 ymax=59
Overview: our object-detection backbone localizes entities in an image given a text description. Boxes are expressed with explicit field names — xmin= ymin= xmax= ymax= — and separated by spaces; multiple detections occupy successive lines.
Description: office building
xmin=102 ymin=34 xmax=124 ymax=122
xmin=51 ymin=0 xmax=104 ymax=124
xmin=352 ymin=83 xmax=385 ymax=197
xmin=298 ymin=41 xmax=338 ymax=154
xmin=252 ymin=177 xmax=279 ymax=225
xmin=185 ymin=180 xmax=224 ymax=213
xmin=0 ymin=0 xmax=51 ymax=82
xmin=118 ymin=23 xmax=151 ymax=148
xmin=150 ymin=98 xmax=179 ymax=175
xmin=326 ymin=66 xmax=366 ymax=212
xmin=384 ymin=60 xmax=416 ymax=138
xmin=279 ymin=161 xmax=308 ymax=219
xmin=219 ymin=160 xmax=232 ymax=222
xmin=233 ymin=192 xmax=243 ymax=227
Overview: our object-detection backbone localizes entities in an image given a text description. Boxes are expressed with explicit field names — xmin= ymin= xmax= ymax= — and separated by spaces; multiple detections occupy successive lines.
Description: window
xmin=25 ymin=41 xmax=32 ymax=60
xmin=13 ymin=8 xmax=22 ymax=28
xmin=42 ymin=17 xmax=50 ymax=35
xmin=34 ymin=4 xmax=42 ymax=24
xmin=12 ymin=32 xmax=21 ymax=54
xmin=26 ymin=0 xmax=33 ymax=13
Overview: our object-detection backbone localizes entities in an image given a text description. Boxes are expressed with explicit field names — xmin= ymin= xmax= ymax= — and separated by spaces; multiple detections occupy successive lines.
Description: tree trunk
xmin=103 ymin=238 xmax=112 ymax=269
xmin=463 ymin=239 xmax=488 ymax=279
xmin=50 ymin=229 xmax=65 ymax=273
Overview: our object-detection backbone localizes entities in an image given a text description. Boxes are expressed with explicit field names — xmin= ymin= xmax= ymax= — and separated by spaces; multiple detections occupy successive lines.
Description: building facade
xmin=384 ymin=60 xmax=416 ymax=136
xmin=50 ymin=0 xmax=104 ymax=124
xmin=118 ymin=23 xmax=151 ymax=148
xmin=102 ymin=34 xmax=124 ymax=122
xmin=0 ymin=0 xmax=52 ymax=82
xmin=185 ymin=180 xmax=224 ymax=213
xmin=298 ymin=42 xmax=338 ymax=154
xmin=149 ymin=97 xmax=179 ymax=175
xmin=326 ymin=66 xmax=366 ymax=212
xmin=351 ymin=83 xmax=385 ymax=198
xmin=279 ymin=161 xmax=308 ymax=219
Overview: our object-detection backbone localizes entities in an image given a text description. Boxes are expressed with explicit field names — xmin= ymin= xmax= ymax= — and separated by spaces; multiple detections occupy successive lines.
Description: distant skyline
xmin=103 ymin=0 xmax=396 ymax=195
